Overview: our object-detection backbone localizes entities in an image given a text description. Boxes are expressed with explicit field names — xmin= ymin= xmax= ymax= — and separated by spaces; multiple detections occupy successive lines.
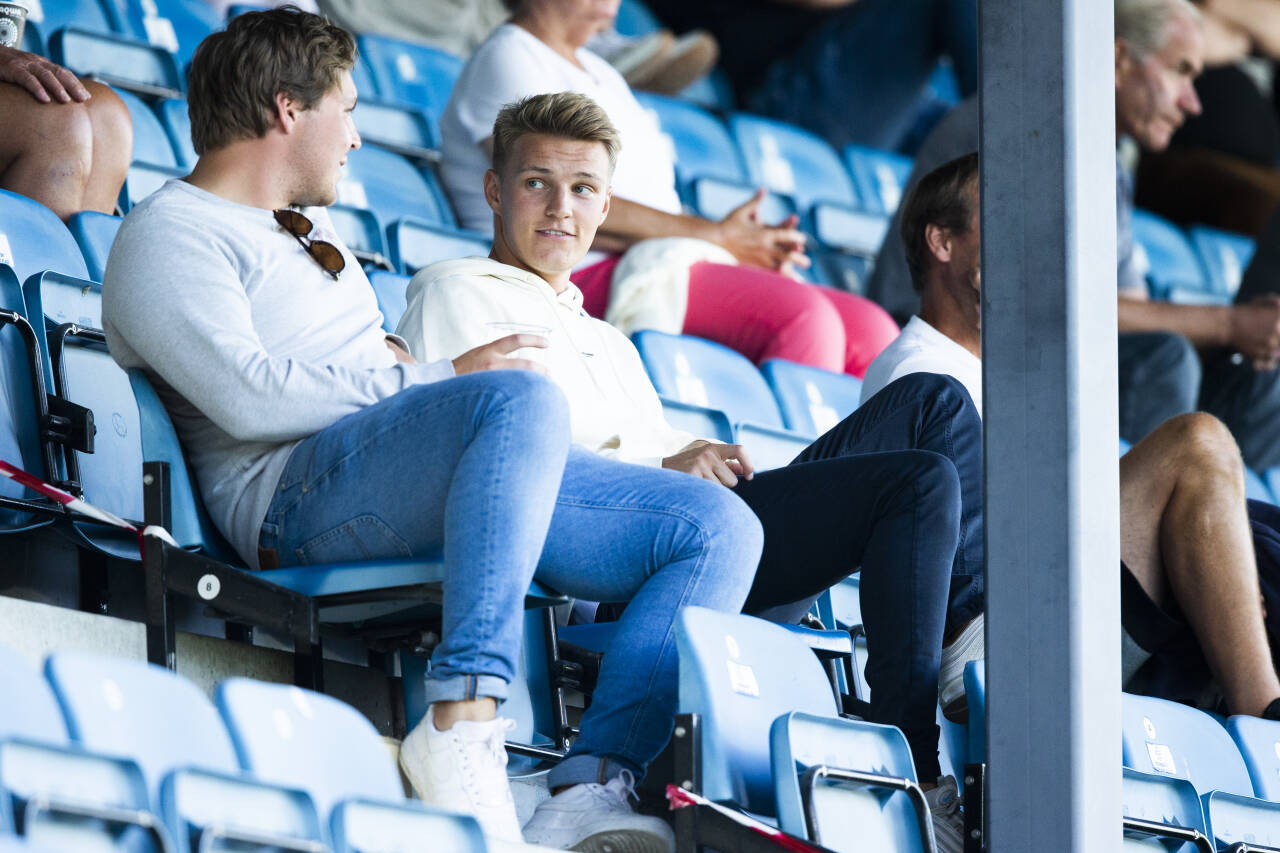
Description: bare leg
xmin=79 ymin=80 xmax=131 ymax=216
xmin=1121 ymin=412 xmax=1280 ymax=716
xmin=431 ymin=697 xmax=497 ymax=730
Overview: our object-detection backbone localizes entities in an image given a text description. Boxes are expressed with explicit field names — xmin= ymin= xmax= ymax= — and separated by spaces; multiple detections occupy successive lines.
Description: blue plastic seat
xmin=216 ymin=678 xmax=486 ymax=852
xmin=120 ymin=162 xmax=184 ymax=212
xmin=368 ymin=270 xmax=411 ymax=332
xmin=735 ymin=422 xmax=811 ymax=471
xmin=964 ymin=660 xmax=986 ymax=762
xmin=674 ymin=607 xmax=932 ymax=850
xmin=632 ymin=330 xmax=786 ymax=430
xmin=659 ymin=398 xmax=735 ymax=444
xmin=155 ymin=98 xmax=198 ymax=170
xmin=1122 ymin=768 xmax=1213 ymax=852
xmin=811 ymin=205 xmax=890 ymax=256
xmin=45 ymin=651 xmax=326 ymax=853
xmin=760 ymin=359 xmax=862 ymax=437
xmin=635 ymin=92 xmax=746 ymax=190
xmin=1188 ymin=225 xmax=1255 ymax=298
xmin=357 ymin=34 xmax=463 ymax=120
xmin=814 ymin=250 xmax=872 ymax=295
xmin=116 ymin=88 xmax=179 ymax=169
xmin=115 ymin=0 xmax=221 ymax=70
xmin=328 ymin=204 xmax=391 ymax=270
xmin=0 ymin=268 xmax=56 ymax=516
xmin=338 ymin=145 xmax=454 ymax=231
xmin=1226 ymin=715 xmax=1280 ymax=801
xmin=353 ymin=99 xmax=439 ymax=157
xmin=0 ymin=190 xmax=90 ymax=284
xmin=49 ymin=27 xmax=183 ymax=95
xmin=685 ymin=177 xmax=797 ymax=227
xmin=729 ymin=113 xmax=859 ymax=213
xmin=614 ymin=0 xmax=663 ymax=36
xmin=1247 ymin=466 xmax=1275 ymax=505
xmin=1122 ymin=692 xmax=1280 ymax=848
xmin=387 ymin=220 xmax=489 ymax=274
xmin=843 ymin=145 xmax=913 ymax=215
xmin=21 ymin=0 xmax=121 ymax=56
xmin=67 ymin=212 xmax=123 ymax=283
xmin=1131 ymin=210 xmax=1209 ymax=300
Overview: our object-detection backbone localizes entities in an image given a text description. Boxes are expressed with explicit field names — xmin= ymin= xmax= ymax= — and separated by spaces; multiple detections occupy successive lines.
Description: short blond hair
xmin=491 ymin=92 xmax=621 ymax=175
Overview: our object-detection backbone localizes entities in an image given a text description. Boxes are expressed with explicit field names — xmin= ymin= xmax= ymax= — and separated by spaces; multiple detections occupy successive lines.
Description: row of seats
xmin=1132 ymin=209 xmax=1256 ymax=304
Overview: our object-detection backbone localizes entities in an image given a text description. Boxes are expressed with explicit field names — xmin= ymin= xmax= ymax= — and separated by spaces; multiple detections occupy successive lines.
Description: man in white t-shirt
xmin=864 ymin=151 xmax=1280 ymax=720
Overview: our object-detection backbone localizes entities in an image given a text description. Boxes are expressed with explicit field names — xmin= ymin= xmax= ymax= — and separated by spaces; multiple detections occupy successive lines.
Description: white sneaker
xmin=398 ymin=705 xmax=522 ymax=841
xmin=522 ymin=769 xmax=675 ymax=853
xmin=939 ymin=613 xmax=984 ymax=712
xmin=925 ymin=775 xmax=964 ymax=853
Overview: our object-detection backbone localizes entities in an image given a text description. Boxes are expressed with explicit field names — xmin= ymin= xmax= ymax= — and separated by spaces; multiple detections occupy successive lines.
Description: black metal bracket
xmin=43 ymin=393 xmax=94 ymax=453
xmin=963 ymin=762 xmax=984 ymax=853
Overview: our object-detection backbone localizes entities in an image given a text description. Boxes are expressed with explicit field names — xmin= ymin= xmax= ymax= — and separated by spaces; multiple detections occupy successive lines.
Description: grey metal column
xmin=979 ymin=0 xmax=1121 ymax=849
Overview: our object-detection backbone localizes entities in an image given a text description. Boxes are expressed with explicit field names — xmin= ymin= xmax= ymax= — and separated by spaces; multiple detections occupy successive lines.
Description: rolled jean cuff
xmin=547 ymin=753 xmax=643 ymax=789
xmin=421 ymin=673 xmax=509 ymax=706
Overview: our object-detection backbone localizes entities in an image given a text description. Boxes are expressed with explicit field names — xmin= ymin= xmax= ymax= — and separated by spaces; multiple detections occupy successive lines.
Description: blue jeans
xmin=257 ymin=371 xmax=763 ymax=786
xmin=737 ymin=372 xmax=978 ymax=780
xmin=746 ymin=0 xmax=978 ymax=150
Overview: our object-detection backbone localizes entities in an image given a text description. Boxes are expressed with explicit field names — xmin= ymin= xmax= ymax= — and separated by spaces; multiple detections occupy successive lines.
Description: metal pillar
xmin=979 ymin=0 xmax=1121 ymax=849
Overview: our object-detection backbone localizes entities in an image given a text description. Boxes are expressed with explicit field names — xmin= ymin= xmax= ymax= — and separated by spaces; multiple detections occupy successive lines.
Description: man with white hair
xmin=865 ymin=0 xmax=1280 ymax=469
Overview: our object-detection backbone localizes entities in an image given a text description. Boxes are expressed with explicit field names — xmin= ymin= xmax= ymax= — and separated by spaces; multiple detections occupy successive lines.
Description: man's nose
xmin=1180 ymin=80 xmax=1202 ymax=116
xmin=546 ymin=186 xmax=572 ymax=216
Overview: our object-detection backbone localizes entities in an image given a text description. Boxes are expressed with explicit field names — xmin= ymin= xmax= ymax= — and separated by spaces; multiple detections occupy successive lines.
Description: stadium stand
xmin=1188 ymin=225 xmax=1255 ymax=299
xmin=843 ymin=144 xmax=914 ymax=216
xmin=1130 ymin=209 xmax=1214 ymax=303
xmin=357 ymin=34 xmax=464 ymax=127
xmin=67 ymin=212 xmax=123 ymax=283
xmin=48 ymin=26 xmax=183 ymax=97
xmin=0 ymin=190 xmax=90 ymax=282
xmin=386 ymin=219 xmax=489 ymax=275
xmin=760 ymin=359 xmax=864 ymax=437
xmin=338 ymin=144 xmax=455 ymax=232
xmin=154 ymin=97 xmax=197 ymax=170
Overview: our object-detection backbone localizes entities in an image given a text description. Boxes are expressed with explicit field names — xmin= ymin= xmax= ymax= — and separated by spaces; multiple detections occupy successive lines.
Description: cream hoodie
xmin=399 ymin=257 xmax=696 ymax=467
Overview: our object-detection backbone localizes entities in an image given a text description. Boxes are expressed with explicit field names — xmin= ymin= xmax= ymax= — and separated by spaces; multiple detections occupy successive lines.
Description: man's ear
xmin=599 ymin=186 xmax=611 ymax=224
xmin=1115 ymin=39 xmax=1131 ymax=88
xmin=924 ymin=222 xmax=953 ymax=264
xmin=274 ymin=91 xmax=301 ymax=133
xmin=483 ymin=169 xmax=502 ymax=215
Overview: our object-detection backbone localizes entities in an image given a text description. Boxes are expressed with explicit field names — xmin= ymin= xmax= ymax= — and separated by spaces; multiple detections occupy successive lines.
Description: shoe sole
xmin=569 ymin=829 xmax=674 ymax=853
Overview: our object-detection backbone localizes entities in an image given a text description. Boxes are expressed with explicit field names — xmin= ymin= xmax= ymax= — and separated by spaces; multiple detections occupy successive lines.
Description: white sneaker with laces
xmin=398 ymin=705 xmax=522 ymax=841
xmin=939 ymin=613 xmax=984 ymax=712
xmin=522 ymin=769 xmax=675 ymax=853
xmin=925 ymin=775 xmax=964 ymax=853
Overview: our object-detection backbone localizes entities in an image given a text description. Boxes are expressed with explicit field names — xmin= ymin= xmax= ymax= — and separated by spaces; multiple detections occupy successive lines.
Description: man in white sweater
xmin=861 ymin=151 xmax=1280 ymax=723
xmin=102 ymin=12 xmax=766 ymax=853
xmin=400 ymin=91 xmax=999 ymax=852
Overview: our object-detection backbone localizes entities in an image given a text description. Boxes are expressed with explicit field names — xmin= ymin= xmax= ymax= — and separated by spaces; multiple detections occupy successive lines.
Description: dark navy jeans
xmin=736 ymin=372 xmax=982 ymax=780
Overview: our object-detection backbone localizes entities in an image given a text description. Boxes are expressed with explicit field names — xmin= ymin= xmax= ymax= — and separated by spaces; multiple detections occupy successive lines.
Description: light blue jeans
xmin=257 ymin=370 xmax=763 ymax=785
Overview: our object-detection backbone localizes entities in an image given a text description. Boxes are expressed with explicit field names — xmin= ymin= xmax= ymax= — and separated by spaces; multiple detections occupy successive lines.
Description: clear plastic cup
xmin=485 ymin=321 xmax=552 ymax=364
xmin=0 ymin=2 xmax=27 ymax=49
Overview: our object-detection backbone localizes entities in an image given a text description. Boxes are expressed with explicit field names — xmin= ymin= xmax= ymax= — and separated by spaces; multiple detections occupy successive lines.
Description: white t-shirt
xmin=440 ymin=23 xmax=683 ymax=238
xmin=859 ymin=316 xmax=983 ymax=415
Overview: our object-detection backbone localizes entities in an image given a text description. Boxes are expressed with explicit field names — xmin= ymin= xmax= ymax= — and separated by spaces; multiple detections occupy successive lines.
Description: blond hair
xmin=491 ymin=92 xmax=621 ymax=175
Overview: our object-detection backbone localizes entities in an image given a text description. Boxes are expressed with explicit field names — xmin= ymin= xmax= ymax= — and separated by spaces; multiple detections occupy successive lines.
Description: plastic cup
xmin=0 ymin=2 xmax=27 ymax=49
xmin=485 ymin=321 xmax=552 ymax=364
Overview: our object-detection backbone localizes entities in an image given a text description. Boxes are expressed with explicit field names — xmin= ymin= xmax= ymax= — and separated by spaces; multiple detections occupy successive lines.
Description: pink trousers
xmin=572 ymin=256 xmax=899 ymax=378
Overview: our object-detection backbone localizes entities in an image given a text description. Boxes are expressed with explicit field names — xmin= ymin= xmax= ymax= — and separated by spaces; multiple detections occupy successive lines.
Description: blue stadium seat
xmin=843 ymin=144 xmax=914 ymax=215
xmin=685 ymin=178 xmax=797 ymax=227
xmin=115 ymin=0 xmax=221 ymax=70
xmin=1130 ymin=210 xmax=1210 ymax=301
xmin=120 ymin=162 xmax=185 ymax=212
xmin=0 ymin=267 xmax=56 ymax=515
xmin=357 ymin=34 xmax=463 ymax=121
xmin=49 ymin=27 xmax=183 ymax=96
xmin=327 ymin=204 xmax=391 ymax=270
xmin=659 ymin=398 xmax=735 ymax=444
xmin=67 ymin=212 xmax=122 ymax=283
xmin=761 ymin=358 xmax=863 ymax=437
xmin=338 ymin=145 xmax=454 ymax=232
xmin=1226 ymin=716 xmax=1280 ymax=802
xmin=1122 ymin=768 xmax=1214 ymax=852
xmin=1247 ymin=466 xmax=1275 ymax=505
xmin=0 ymin=189 xmax=90 ymax=283
xmin=368 ymin=270 xmax=411 ymax=332
xmin=814 ymin=250 xmax=872 ymax=295
xmin=735 ymin=422 xmax=810 ymax=471
xmin=614 ymin=0 xmax=663 ymax=36
xmin=0 ymin=644 xmax=170 ymax=851
xmin=217 ymin=678 xmax=487 ymax=853
xmin=44 ymin=651 xmax=322 ymax=853
xmin=634 ymin=92 xmax=746 ymax=190
xmin=21 ymin=0 xmax=122 ymax=57
xmin=811 ymin=203 xmax=891 ymax=256
xmin=674 ymin=607 xmax=933 ymax=850
xmin=1188 ymin=225 xmax=1255 ymax=298
xmin=114 ymin=88 xmax=178 ymax=168
xmin=353 ymin=99 xmax=440 ymax=157
xmin=964 ymin=660 xmax=985 ymax=762
xmin=387 ymin=219 xmax=489 ymax=274
xmin=1122 ymin=692 xmax=1280 ymax=848
xmin=155 ymin=98 xmax=198 ymax=170
xmin=729 ymin=113 xmax=859 ymax=212
xmin=631 ymin=330 xmax=786 ymax=430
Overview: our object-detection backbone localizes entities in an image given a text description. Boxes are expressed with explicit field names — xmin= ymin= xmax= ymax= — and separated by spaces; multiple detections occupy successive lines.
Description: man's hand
xmin=452 ymin=333 xmax=548 ymax=376
xmin=385 ymin=337 xmax=416 ymax=364
xmin=712 ymin=189 xmax=810 ymax=273
xmin=0 ymin=46 xmax=90 ymax=104
xmin=662 ymin=440 xmax=754 ymax=486
xmin=1230 ymin=294 xmax=1280 ymax=370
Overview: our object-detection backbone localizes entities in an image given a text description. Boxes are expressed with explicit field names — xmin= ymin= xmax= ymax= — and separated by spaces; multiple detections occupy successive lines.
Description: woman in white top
xmin=438 ymin=0 xmax=899 ymax=377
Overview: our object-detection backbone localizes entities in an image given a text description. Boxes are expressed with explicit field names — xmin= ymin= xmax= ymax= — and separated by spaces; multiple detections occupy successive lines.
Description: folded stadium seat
xmin=327 ymin=204 xmax=393 ymax=271
xmin=368 ymin=270 xmax=411 ymax=332
xmin=1226 ymin=716 xmax=1280 ymax=802
xmin=684 ymin=177 xmax=797 ymax=228
xmin=352 ymin=99 xmax=440 ymax=163
xmin=1130 ymin=210 xmax=1215 ymax=304
xmin=19 ymin=0 xmax=122 ymax=59
xmin=728 ymin=112 xmax=861 ymax=214
xmin=811 ymin=250 xmax=872 ymax=295
xmin=760 ymin=359 xmax=863 ymax=438
xmin=356 ymin=34 xmax=463 ymax=125
xmin=44 ymin=651 xmax=327 ymax=853
xmin=0 ymin=643 xmax=173 ymax=851
xmin=842 ymin=145 xmax=913 ymax=216
xmin=1122 ymin=692 xmax=1280 ymax=848
xmin=114 ymin=88 xmax=186 ymax=211
xmin=633 ymin=92 xmax=747 ymax=195
xmin=113 ymin=0 xmax=221 ymax=71
xmin=1188 ymin=225 xmax=1255 ymax=300
xmin=0 ymin=190 xmax=90 ymax=284
xmin=630 ymin=330 xmax=812 ymax=470
xmin=338 ymin=145 xmax=455 ymax=239
xmin=670 ymin=606 xmax=934 ymax=851
xmin=658 ymin=398 xmax=735 ymax=444
xmin=386 ymin=220 xmax=489 ymax=275
xmin=154 ymin=98 xmax=197 ymax=171
xmin=48 ymin=26 xmax=183 ymax=99
xmin=67 ymin=212 xmax=123 ymax=283
xmin=216 ymin=678 xmax=488 ymax=852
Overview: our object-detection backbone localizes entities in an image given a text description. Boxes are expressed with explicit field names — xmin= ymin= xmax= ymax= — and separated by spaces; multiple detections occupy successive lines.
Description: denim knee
xmin=470 ymin=369 xmax=571 ymax=447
